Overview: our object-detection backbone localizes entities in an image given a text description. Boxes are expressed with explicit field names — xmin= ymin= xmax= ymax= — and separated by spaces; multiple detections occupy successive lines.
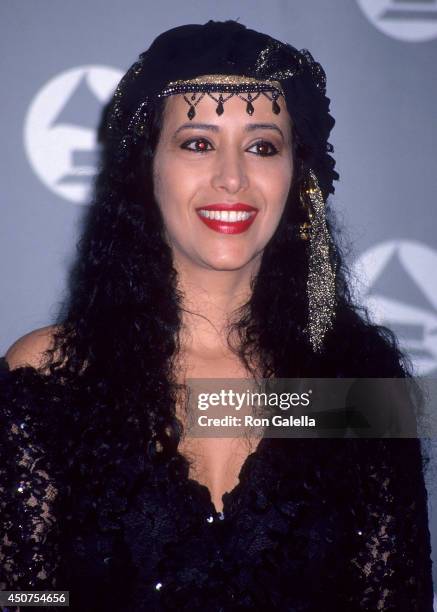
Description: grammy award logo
xmin=24 ymin=66 xmax=122 ymax=204
xmin=356 ymin=0 xmax=437 ymax=41
xmin=352 ymin=240 xmax=437 ymax=375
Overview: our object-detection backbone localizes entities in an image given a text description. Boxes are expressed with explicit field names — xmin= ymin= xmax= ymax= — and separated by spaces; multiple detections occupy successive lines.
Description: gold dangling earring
xmin=299 ymin=169 xmax=336 ymax=353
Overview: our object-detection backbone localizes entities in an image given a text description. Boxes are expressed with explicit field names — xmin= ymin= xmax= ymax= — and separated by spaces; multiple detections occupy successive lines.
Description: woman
xmin=0 ymin=19 xmax=433 ymax=611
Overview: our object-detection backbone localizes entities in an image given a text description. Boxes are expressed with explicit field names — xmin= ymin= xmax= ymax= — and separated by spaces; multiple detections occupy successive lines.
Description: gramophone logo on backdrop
xmin=357 ymin=0 xmax=437 ymax=41
xmin=352 ymin=241 xmax=437 ymax=375
xmin=24 ymin=66 xmax=122 ymax=204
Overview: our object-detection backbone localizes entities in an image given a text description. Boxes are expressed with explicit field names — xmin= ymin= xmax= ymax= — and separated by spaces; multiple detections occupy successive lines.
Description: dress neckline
xmin=177 ymin=435 xmax=269 ymax=518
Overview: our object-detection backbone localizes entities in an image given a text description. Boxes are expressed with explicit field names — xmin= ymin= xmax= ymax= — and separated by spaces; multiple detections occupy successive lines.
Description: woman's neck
xmin=174 ymin=256 xmax=260 ymax=357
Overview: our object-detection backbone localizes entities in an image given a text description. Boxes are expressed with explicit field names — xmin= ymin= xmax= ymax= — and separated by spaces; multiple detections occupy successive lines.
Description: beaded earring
xmin=299 ymin=169 xmax=336 ymax=353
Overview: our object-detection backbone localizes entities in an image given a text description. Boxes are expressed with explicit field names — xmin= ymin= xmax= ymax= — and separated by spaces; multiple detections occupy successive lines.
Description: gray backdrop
xmin=1 ymin=0 xmax=437 ymax=603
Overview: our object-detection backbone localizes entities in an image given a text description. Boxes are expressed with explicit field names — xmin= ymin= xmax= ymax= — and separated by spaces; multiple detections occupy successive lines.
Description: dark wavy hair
xmin=32 ymin=56 xmax=430 ymax=484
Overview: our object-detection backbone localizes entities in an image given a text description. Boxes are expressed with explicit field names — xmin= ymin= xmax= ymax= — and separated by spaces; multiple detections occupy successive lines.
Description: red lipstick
xmin=195 ymin=202 xmax=258 ymax=235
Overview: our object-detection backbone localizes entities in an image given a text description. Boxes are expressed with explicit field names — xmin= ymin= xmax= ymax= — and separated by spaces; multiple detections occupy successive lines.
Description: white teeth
xmin=198 ymin=209 xmax=254 ymax=222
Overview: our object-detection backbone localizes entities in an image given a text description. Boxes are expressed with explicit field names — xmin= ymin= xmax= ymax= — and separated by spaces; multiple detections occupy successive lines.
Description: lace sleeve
xmin=0 ymin=365 xmax=61 ymax=596
xmin=341 ymin=436 xmax=434 ymax=611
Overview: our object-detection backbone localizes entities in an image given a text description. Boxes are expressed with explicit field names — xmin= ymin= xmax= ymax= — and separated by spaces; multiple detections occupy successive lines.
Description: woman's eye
xmin=180 ymin=138 xmax=213 ymax=153
xmin=248 ymin=140 xmax=278 ymax=157
xmin=180 ymin=138 xmax=278 ymax=157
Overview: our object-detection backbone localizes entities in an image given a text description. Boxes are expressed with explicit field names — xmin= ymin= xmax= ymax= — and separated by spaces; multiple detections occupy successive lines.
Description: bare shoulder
xmin=4 ymin=324 xmax=61 ymax=371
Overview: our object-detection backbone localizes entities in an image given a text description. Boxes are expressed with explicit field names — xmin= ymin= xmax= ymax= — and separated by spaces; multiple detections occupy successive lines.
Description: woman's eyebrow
xmin=174 ymin=122 xmax=284 ymax=138
xmin=245 ymin=123 xmax=284 ymax=139
xmin=174 ymin=123 xmax=219 ymax=135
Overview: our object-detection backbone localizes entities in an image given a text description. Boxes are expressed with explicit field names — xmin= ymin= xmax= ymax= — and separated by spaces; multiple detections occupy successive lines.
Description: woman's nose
xmin=210 ymin=147 xmax=249 ymax=194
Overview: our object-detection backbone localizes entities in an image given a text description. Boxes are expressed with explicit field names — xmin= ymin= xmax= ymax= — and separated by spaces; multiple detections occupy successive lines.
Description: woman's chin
xmin=172 ymin=243 xmax=263 ymax=273
xmin=200 ymin=251 xmax=261 ymax=272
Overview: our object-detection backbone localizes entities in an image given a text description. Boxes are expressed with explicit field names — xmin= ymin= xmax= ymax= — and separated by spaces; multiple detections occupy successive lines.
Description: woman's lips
xmin=195 ymin=203 xmax=258 ymax=235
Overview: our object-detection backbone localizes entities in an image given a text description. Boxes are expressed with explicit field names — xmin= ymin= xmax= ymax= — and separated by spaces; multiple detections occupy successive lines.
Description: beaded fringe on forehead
xmin=158 ymin=74 xmax=284 ymax=96
xmin=157 ymin=73 xmax=285 ymax=120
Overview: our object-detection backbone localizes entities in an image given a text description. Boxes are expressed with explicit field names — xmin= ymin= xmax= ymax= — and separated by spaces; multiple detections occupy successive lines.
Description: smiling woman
xmin=153 ymin=91 xmax=292 ymax=272
xmin=0 ymin=19 xmax=434 ymax=612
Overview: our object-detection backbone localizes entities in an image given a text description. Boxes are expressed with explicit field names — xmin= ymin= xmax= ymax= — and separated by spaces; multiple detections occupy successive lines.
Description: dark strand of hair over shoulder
xmin=30 ymin=94 xmax=430 ymax=483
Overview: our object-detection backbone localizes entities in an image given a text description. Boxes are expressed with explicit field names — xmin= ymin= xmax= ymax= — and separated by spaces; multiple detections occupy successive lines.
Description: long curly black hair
xmin=29 ymin=23 xmax=430 ymax=484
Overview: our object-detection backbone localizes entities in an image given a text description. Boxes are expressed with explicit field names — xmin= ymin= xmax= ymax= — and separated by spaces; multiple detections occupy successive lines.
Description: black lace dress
xmin=0 ymin=356 xmax=434 ymax=611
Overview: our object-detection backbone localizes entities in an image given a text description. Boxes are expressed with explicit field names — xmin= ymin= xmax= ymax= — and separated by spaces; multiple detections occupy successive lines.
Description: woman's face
xmin=152 ymin=88 xmax=293 ymax=272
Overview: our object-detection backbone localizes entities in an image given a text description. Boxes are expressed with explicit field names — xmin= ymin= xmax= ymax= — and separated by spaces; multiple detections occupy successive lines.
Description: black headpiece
xmin=106 ymin=19 xmax=339 ymax=199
